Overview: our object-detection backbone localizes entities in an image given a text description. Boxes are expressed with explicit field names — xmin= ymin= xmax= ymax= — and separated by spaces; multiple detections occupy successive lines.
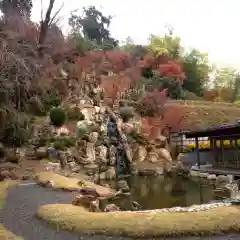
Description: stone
xmin=86 ymin=142 xmax=96 ymax=164
xmin=79 ymin=187 xmax=100 ymax=198
xmin=72 ymin=194 xmax=97 ymax=208
xmin=176 ymin=153 xmax=184 ymax=162
xmin=155 ymin=167 xmax=164 ymax=175
xmin=122 ymin=122 xmax=134 ymax=134
xmin=134 ymin=145 xmax=147 ymax=162
xmin=47 ymin=147 xmax=58 ymax=160
xmin=96 ymin=145 xmax=108 ymax=164
xmin=117 ymin=180 xmax=130 ymax=192
xmin=207 ymin=174 xmax=217 ymax=180
xmin=88 ymin=132 xmax=99 ymax=143
xmin=147 ymin=150 xmax=159 ymax=164
xmin=58 ymin=151 xmax=68 ymax=169
xmin=155 ymin=135 xmax=167 ymax=148
xmin=100 ymin=167 xmax=116 ymax=180
xmin=138 ymin=169 xmax=157 ymax=176
xmin=90 ymin=199 xmax=100 ymax=212
xmin=0 ymin=162 xmax=20 ymax=171
xmin=104 ymin=204 xmax=120 ymax=212
xmin=109 ymin=145 xmax=117 ymax=166
xmin=216 ymin=175 xmax=231 ymax=187
xmin=157 ymin=148 xmax=172 ymax=162
xmin=190 ymin=170 xmax=200 ymax=177
xmin=56 ymin=126 xmax=70 ymax=136
xmin=81 ymin=107 xmax=96 ymax=121
xmin=45 ymin=162 xmax=60 ymax=172
xmin=36 ymin=146 xmax=48 ymax=159
xmin=0 ymin=170 xmax=11 ymax=180
xmin=199 ymin=172 xmax=209 ymax=178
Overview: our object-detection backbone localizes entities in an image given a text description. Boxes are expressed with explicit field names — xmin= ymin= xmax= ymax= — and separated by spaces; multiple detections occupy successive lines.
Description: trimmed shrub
xmin=65 ymin=107 xmax=85 ymax=121
xmin=53 ymin=136 xmax=76 ymax=150
xmin=119 ymin=106 xmax=135 ymax=122
xmin=50 ymin=107 xmax=67 ymax=127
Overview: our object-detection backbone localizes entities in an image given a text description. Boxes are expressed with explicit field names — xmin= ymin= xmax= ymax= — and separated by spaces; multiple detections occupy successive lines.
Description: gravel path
xmin=0 ymin=183 xmax=240 ymax=240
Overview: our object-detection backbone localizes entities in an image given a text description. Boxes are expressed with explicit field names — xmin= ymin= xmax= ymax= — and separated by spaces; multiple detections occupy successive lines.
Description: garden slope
xmin=167 ymin=100 xmax=240 ymax=131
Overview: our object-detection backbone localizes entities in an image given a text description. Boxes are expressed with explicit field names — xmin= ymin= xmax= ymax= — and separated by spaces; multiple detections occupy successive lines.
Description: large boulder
xmin=134 ymin=145 xmax=147 ymax=162
xmin=88 ymin=132 xmax=99 ymax=143
xmin=146 ymin=149 xmax=159 ymax=164
xmin=81 ymin=107 xmax=96 ymax=121
xmin=72 ymin=194 xmax=97 ymax=208
xmin=117 ymin=180 xmax=130 ymax=193
xmin=96 ymin=145 xmax=108 ymax=164
xmin=157 ymin=148 xmax=172 ymax=162
xmin=100 ymin=166 xmax=116 ymax=180
xmin=86 ymin=142 xmax=96 ymax=164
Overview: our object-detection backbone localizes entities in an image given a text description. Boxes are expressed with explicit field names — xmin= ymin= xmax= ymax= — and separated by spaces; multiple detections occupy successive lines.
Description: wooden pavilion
xmin=181 ymin=123 xmax=240 ymax=176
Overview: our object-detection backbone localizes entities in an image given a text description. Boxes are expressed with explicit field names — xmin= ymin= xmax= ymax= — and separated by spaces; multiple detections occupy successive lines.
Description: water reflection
xmin=107 ymin=176 xmax=220 ymax=210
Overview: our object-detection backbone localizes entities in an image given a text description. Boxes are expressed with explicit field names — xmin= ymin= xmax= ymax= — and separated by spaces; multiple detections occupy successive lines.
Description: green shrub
xmin=119 ymin=106 xmax=135 ymax=122
xmin=53 ymin=136 xmax=76 ymax=150
xmin=50 ymin=107 xmax=67 ymax=127
xmin=42 ymin=88 xmax=61 ymax=112
xmin=65 ymin=107 xmax=85 ymax=121
xmin=1 ymin=112 xmax=32 ymax=147
xmin=53 ymin=140 xmax=65 ymax=150
xmin=27 ymin=96 xmax=44 ymax=115
xmin=77 ymin=127 xmax=87 ymax=139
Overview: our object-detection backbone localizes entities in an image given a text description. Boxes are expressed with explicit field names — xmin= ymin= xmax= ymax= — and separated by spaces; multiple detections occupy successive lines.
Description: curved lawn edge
xmin=36 ymin=171 xmax=115 ymax=196
xmin=0 ymin=224 xmax=23 ymax=240
xmin=36 ymin=203 xmax=240 ymax=238
xmin=0 ymin=180 xmax=23 ymax=239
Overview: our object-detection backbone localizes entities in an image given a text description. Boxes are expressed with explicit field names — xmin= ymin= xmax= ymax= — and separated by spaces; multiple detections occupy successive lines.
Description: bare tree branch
xmin=49 ymin=3 xmax=64 ymax=26
xmin=38 ymin=0 xmax=63 ymax=57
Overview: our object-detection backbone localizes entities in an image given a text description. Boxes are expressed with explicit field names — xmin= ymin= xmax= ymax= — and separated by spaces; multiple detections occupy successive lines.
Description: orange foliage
xmin=140 ymin=104 xmax=184 ymax=140
xmin=101 ymin=66 xmax=141 ymax=101
xmin=140 ymin=116 xmax=163 ymax=140
xmin=203 ymin=89 xmax=218 ymax=101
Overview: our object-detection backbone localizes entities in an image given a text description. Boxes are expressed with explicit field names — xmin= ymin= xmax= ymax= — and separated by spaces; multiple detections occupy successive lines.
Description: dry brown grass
xmin=37 ymin=203 xmax=240 ymax=238
xmin=36 ymin=172 xmax=114 ymax=196
xmin=166 ymin=102 xmax=240 ymax=131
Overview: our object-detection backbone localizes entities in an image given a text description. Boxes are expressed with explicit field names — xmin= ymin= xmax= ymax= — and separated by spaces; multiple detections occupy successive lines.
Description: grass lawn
xmin=37 ymin=203 xmax=240 ymax=238
xmin=0 ymin=180 xmax=23 ymax=240
xmin=36 ymin=172 xmax=114 ymax=197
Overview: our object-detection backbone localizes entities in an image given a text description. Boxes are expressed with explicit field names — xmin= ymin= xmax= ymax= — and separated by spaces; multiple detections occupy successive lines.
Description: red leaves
xmin=158 ymin=61 xmax=186 ymax=83
xmin=203 ymin=89 xmax=218 ymax=101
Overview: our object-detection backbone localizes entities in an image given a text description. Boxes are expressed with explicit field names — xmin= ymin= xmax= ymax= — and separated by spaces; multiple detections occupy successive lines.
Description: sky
xmin=32 ymin=0 xmax=240 ymax=70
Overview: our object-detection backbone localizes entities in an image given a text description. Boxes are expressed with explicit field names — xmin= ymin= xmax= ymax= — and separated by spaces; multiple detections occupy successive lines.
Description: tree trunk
xmin=38 ymin=0 xmax=55 ymax=57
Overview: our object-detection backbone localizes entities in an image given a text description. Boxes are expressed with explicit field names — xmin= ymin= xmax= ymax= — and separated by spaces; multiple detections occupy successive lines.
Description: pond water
xmin=104 ymin=176 xmax=230 ymax=211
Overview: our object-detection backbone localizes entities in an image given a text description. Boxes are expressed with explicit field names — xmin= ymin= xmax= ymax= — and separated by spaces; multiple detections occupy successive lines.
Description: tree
xmin=38 ymin=0 xmax=63 ymax=57
xmin=69 ymin=5 xmax=118 ymax=50
xmin=182 ymin=49 xmax=211 ymax=96
xmin=147 ymin=28 xmax=181 ymax=59
xmin=212 ymin=67 xmax=237 ymax=89
xmin=0 ymin=0 xmax=32 ymax=18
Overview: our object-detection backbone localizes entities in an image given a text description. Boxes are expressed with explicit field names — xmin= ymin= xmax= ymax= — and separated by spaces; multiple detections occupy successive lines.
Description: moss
xmin=37 ymin=204 xmax=240 ymax=238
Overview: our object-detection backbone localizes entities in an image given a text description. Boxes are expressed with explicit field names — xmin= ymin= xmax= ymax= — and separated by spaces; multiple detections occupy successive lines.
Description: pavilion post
xmin=195 ymin=137 xmax=200 ymax=168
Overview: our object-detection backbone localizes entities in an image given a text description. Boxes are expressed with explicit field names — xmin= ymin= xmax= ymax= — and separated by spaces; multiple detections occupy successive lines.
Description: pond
xmin=103 ymin=176 xmax=230 ymax=211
